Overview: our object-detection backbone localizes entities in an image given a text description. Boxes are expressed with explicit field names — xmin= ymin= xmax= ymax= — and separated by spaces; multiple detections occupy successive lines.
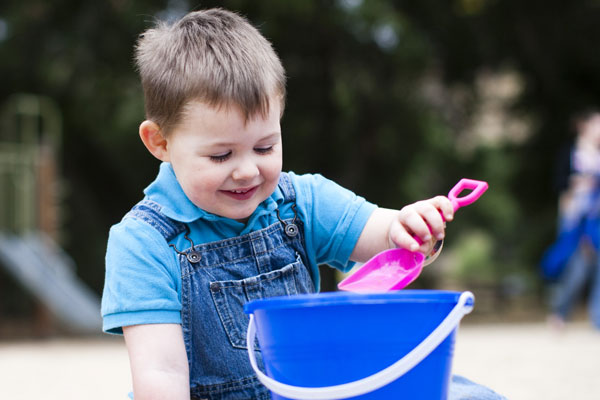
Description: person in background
xmin=545 ymin=110 xmax=600 ymax=329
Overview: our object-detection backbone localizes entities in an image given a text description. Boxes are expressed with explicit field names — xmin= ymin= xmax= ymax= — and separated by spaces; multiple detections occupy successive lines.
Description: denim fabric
xmin=590 ymin=259 xmax=600 ymax=328
xmin=551 ymin=242 xmax=600 ymax=327
xmin=127 ymin=173 xmax=315 ymax=399
xmin=449 ymin=375 xmax=508 ymax=400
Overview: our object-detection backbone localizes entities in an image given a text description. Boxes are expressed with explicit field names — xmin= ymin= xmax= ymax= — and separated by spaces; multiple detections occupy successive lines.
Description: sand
xmin=0 ymin=321 xmax=598 ymax=400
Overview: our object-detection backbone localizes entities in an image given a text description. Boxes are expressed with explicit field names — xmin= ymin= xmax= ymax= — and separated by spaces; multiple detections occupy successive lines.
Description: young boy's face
xmin=164 ymin=100 xmax=283 ymax=222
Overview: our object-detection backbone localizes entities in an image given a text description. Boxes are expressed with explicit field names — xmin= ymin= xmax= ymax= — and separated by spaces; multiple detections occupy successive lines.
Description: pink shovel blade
xmin=337 ymin=248 xmax=425 ymax=292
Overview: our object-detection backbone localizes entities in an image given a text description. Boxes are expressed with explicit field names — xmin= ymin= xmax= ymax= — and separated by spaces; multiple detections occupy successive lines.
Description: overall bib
xmin=125 ymin=173 xmax=315 ymax=399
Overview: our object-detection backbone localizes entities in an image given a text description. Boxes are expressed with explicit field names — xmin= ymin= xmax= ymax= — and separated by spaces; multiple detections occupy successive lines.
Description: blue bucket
xmin=244 ymin=290 xmax=474 ymax=400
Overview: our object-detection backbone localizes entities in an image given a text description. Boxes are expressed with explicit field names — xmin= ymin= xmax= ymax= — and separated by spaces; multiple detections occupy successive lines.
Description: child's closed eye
xmin=210 ymin=151 xmax=232 ymax=163
xmin=254 ymin=146 xmax=274 ymax=154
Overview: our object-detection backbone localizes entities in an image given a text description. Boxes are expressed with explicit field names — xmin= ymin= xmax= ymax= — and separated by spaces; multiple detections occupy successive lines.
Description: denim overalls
xmin=125 ymin=173 xmax=315 ymax=400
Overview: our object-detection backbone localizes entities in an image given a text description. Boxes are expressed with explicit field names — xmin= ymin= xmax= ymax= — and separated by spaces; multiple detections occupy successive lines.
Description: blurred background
xmin=1 ymin=0 xmax=600 ymax=399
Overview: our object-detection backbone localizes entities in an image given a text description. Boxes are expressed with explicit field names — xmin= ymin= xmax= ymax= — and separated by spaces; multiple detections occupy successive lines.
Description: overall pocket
xmin=210 ymin=253 xmax=314 ymax=349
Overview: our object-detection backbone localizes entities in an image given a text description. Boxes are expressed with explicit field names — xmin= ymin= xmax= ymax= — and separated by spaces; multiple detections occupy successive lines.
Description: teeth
xmin=232 ymin=189 xmax=249 ymax=193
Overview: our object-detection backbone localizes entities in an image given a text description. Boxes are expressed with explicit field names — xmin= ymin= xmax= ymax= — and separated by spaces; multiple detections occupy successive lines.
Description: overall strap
xmin=123 ymin=199 xmax=187 ymax=242
xmin=278 ymin=172 xmax=296 ymax=203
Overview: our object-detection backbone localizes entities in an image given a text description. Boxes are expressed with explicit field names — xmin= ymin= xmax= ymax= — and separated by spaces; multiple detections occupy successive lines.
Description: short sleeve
xmin=289 ymin=172 xmax=377 ymax=272
xmin=101 ymin=218 xmax=182 ymax=334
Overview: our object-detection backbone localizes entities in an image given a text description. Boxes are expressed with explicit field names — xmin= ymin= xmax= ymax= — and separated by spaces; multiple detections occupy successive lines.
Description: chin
xmin=232 ymin=213 xmax=252 ymax=223
xmin=220 ymin=194 xmax=270 ymax=222
xmin=227 ymin=208 xmax=255 ymax=223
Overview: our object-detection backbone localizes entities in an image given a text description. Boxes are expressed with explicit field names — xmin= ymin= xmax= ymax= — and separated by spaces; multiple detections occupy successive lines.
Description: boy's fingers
xmin=392 ymin=195 xmax=455 ymax=253
xmin=389 ymin=223 xmax=421 ymax=251
xmin=402 ymin=209 xmax=433 ymax=242
xmin=436 ymin=195 xmax=455 ymax=221
xmin=408 ymin=199 xmax=445 ymax=239
xmin=421 ymin=204 xmax=445 ymax=240
xmin=427 ymin=195 xmax=454 ymax=221
xmin=390 ymin=226 xmax=435 ymax=253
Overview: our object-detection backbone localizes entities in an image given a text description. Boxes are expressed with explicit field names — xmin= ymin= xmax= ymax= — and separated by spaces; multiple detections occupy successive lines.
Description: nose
xmin=231 ymin=156 xmax=259 ymax=181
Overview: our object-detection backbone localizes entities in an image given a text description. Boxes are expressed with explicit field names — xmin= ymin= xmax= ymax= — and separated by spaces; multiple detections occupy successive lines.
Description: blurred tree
xmin=0 ymin=0 xmax=599 ymax=300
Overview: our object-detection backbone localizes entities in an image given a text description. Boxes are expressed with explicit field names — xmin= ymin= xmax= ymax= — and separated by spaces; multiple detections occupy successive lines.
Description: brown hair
xmin=135 ymin=8 xmax=286 ymax=135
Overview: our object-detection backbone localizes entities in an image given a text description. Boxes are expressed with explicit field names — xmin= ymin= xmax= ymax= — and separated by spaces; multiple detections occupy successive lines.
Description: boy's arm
xmin=350 ymin=196 xmax=454 ymax=263
xmin=123 ymin=323 xmax=190 ymax=400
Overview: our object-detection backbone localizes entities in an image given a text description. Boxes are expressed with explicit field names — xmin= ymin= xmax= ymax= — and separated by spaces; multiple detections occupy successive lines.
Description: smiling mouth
xmin=222 ymin=186 xmax=259 ymax=200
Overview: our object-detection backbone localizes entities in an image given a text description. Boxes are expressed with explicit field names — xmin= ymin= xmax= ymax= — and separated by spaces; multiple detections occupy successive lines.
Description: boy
xmin=102 ymin=8 xmax=505 ymax=400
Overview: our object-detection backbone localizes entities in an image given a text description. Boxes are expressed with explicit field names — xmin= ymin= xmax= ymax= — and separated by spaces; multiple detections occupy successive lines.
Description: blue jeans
xmin=550 ymin=241 xmax=600 ymax=328
xmin=449 ymin=375 xmax=508 ymax=400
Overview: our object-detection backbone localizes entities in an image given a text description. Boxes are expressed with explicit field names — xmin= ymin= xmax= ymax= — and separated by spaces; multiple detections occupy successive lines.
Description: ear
xmin=139 ymin=120 xmax=170 ymax=162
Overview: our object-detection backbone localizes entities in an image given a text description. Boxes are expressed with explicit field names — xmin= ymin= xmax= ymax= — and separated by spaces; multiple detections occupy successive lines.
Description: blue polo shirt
xmin=101 ymin=162 xmax=376 ymax=334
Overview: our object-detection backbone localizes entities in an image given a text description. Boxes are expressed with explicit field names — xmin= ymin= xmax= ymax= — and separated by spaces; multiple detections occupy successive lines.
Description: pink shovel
xmin=337 ymin=178 xmax=489 ymax=292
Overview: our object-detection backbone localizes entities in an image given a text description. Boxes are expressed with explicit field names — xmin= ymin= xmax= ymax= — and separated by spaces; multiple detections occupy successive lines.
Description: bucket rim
xmin=244 ymin=290 xmax=464 ymax=314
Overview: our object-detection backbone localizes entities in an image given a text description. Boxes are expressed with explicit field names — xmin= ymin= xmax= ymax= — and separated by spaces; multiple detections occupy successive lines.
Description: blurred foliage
xmin=1 ymin=0 xmax=600 ymax=297
xmin=450 ymin=230 xmax=497 ymax=284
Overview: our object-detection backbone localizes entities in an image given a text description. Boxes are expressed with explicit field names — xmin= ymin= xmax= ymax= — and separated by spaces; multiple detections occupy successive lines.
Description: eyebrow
xmin=206 ymin=131 xmax=281 ymax=147
xmin=256 ymin=132 xmax=281 ymax=142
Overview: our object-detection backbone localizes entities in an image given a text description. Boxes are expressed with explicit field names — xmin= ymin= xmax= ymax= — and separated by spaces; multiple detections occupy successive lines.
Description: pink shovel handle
xmin=448 ymin=179 xmax=489 ymax=212
xmin=414 ymin=178 xmax=488 ymax=245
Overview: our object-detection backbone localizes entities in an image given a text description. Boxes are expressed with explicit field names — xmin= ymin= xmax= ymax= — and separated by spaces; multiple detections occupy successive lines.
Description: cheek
xmin=262 ymin=157 xmax=283 ymax=196
xmin=176 ymin=167 xmax=223 ymax=205
xmin=262 ymin=151 xmax=283 ymax=178
xmin=195 ymin=171 xmax=226 ymax=195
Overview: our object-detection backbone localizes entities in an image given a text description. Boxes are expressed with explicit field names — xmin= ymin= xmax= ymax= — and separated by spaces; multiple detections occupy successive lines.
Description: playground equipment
xmin=0 ymin=94 xmax=101 ymax=334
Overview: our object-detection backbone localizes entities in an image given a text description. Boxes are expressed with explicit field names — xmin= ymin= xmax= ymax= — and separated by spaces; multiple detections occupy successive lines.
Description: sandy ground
xmin=453 ymin=320 xmax=600 ymax=400
xmin=0 ymin=321 xmax=598 ymax=400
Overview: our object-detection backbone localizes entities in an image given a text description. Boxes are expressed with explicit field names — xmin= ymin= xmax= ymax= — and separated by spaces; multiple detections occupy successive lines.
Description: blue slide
xmin=0 ymin=232 xmax=102 ymax=333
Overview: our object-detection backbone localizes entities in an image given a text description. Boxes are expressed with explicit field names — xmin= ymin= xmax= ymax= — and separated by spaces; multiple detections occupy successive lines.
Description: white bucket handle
xmin=246 ymin=291 xmax=474 ymax=400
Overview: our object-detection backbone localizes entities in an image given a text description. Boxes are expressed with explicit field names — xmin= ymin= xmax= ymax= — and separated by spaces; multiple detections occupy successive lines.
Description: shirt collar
xmin=144 ymin=162 xmax=282 ymax=225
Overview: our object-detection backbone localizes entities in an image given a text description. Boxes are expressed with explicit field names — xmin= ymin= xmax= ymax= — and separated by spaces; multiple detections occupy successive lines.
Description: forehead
xmin=184 ymin=97 xmax=280 ymax=120
xmin=173 ymin=100 xmax=281 ymax=142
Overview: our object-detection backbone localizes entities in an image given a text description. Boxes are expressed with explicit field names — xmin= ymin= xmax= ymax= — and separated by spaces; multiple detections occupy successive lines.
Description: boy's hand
xmin=388 ymin=196 xmax=454 ymax=255
xmin=350 ymin=196 xmax=454 ymax=264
